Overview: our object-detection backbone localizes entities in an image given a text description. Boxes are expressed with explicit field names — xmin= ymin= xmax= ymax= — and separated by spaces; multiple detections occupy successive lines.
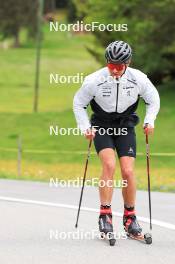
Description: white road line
xmin=0 ymin=195 xmax=175 ymax=231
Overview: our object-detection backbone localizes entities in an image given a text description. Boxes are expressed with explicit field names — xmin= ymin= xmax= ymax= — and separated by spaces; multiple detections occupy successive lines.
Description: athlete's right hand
xmin=84 ymin=128 xmax=96 ymax=140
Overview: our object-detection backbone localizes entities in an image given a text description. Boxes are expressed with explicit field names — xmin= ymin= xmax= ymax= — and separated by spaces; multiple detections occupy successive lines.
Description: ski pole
xmin=145 ymin=132 xmax=152 ymax=230
xmin=75 ymin=139 xmax=92 ymax=228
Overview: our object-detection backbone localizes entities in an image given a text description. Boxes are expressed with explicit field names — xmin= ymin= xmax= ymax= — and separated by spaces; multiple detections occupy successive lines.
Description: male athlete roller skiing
xmin=73 ymin=41 xmax=160 ymax=243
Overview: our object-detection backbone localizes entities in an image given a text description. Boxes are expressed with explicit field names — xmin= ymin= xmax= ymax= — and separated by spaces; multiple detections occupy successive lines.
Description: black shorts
xmin=93 ymin=127 xmax=136 ymax=158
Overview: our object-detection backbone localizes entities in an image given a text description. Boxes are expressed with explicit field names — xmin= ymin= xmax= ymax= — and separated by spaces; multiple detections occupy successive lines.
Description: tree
xmin=56 ymin=0 xmax=69 ymax=8
xmin=44 ymin=0 xmax=56 ymax=13
xmin=71 ymin=0 xmax=175 ymax=84
xmin=0 ymin=0 xmax=38 ymax=47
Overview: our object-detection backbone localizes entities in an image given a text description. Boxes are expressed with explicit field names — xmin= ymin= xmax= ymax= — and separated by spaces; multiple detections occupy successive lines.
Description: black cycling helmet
xmin=105 ymin=40 xmax=132 ymax=64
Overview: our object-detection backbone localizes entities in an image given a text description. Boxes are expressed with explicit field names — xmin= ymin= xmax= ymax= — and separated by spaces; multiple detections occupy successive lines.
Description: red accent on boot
xmin=125 ymin=218 xmax=132 ymax=227
xmin=124 ymin=209 xmax=136 ymax=217
xmin=100 ymin=208 xmax=112 ymax=215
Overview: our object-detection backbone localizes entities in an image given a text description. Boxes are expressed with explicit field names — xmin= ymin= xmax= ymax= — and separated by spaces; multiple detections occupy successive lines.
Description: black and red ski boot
xmin=123 ymin=208 xmax=142 ymax=236
xmin=98 ymin=205 xmax=116 ymax=246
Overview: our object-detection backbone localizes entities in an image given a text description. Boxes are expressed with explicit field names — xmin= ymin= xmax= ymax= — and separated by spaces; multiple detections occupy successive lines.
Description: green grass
xmin=0 ymin=13 xmax=175 ymax=192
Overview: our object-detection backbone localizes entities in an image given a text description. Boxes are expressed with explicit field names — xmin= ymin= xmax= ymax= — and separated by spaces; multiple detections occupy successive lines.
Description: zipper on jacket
xmin=116 ymin=83 xmax=119 ymax=112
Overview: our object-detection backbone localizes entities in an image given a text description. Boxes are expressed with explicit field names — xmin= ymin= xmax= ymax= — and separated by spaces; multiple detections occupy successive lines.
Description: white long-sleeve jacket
xmin=73 ymin=67 xmax=160 ymax=133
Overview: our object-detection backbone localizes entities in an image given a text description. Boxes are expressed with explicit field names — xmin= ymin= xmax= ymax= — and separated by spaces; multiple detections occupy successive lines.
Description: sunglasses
xmin=107 ymin=63 xmax=126 ymax=72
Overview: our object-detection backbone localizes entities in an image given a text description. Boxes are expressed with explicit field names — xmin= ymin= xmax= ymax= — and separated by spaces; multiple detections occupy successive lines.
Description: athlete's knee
xmin=102 ymin=159 xmax=116 ymax=175
xmin=121 ymin=168 xmax=134 ymax=180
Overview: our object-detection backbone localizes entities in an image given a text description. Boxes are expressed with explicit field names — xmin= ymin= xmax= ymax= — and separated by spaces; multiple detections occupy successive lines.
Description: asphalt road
xmin=0 ymin=179 xmax=175 ymax=264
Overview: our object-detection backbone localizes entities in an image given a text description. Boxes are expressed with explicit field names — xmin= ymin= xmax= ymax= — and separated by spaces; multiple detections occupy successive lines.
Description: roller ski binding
xmin=123 ymin=208 xmax=152 ymax=244
xmin=98 ymin=205 xmax=116 ymax=246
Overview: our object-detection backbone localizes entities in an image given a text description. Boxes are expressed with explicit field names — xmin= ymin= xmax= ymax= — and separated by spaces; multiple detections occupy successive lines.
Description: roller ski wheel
xmin=100 ymin=231 xmax=116 ymax=246
xmin=109 ymin=234 xmax=116 ymax=246
xmin=126 ymin=232 xmax=152 ymax=244
xmin=99 ymin=213 xmax=116 ymax=246
xmin=144 ymin=233 xmax=152 ymax=244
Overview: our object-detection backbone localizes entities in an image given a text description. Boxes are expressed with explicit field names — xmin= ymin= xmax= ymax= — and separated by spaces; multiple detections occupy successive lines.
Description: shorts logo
xmin=128 ymin=147 xmax=134 ymax=154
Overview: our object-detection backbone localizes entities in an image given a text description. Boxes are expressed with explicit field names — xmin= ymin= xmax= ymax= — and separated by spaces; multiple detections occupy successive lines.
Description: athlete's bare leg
xmin=119 ymin=156 xmax=136 ymax=207
xmin=98 ymin=148 xmax=116 ymax=205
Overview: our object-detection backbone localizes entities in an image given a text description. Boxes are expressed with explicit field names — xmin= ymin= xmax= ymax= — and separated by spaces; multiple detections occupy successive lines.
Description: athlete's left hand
xmin=144 ymin=123 xmax=154 ymax=135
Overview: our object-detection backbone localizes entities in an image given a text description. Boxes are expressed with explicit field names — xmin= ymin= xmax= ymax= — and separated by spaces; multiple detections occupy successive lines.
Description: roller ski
xmin=123 ymin=208 xmax=152 ymax=244
xmin=98 ymin=205 xmax=116 ymax=246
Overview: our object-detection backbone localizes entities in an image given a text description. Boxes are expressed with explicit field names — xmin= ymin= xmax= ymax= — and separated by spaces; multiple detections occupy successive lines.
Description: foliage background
xmin=0 ymin=0 xmax=174 ymax=192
